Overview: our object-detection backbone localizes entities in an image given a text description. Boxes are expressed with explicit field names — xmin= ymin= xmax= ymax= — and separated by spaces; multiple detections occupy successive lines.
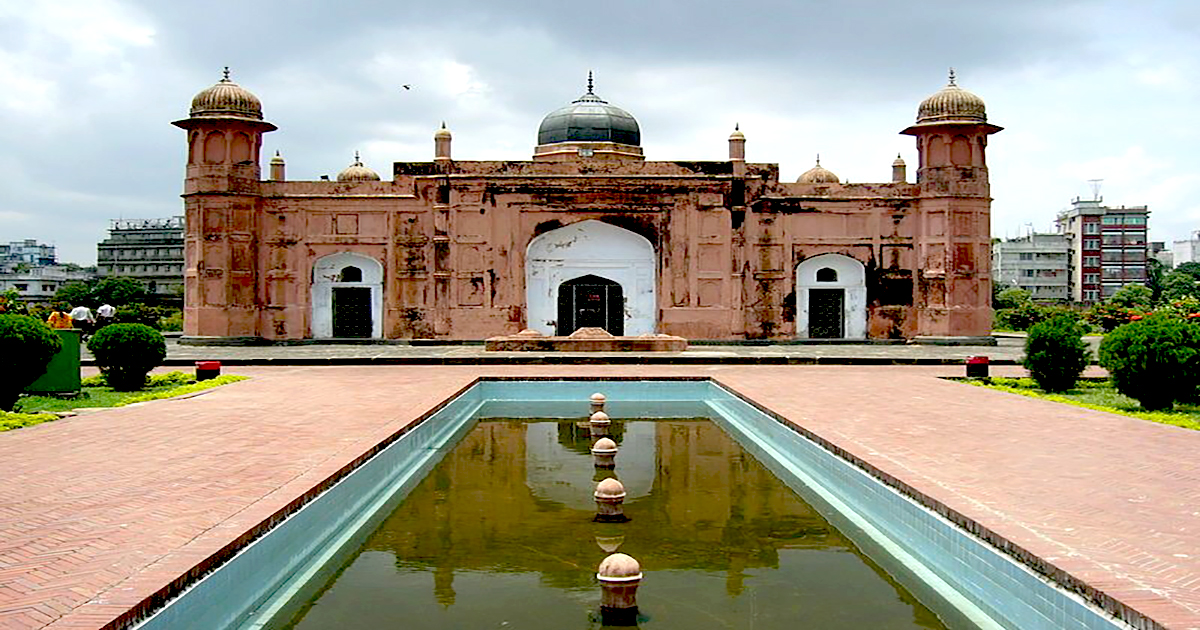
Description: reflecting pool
xmin=273 ymin=418 xmax=956 ymax=629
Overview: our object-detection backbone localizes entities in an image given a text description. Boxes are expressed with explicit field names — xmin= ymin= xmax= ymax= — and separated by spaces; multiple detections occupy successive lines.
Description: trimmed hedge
xmin=1023 ymin=314 xmax=1091 ymax=393
xmin=0 ymin=314 xmax=62 ymax=411
xmin=87 ymin=324 xmax=166 ymax=391
xmin=1098 ymin=314 xmax=1200 ymax=411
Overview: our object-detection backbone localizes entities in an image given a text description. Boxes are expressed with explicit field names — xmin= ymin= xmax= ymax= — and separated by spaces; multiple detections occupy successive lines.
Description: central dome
xmin=189 ymin=68 xmax=264 ymax=121
xmin=916 ymin=69 xmax=987 ymax=125
xmin=537 ymin=74 xmax=640 ymax=146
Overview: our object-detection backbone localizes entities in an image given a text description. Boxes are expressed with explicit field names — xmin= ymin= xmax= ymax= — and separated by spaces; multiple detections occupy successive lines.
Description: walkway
xmin=2 ymin=364 xmax=1193 ymax=629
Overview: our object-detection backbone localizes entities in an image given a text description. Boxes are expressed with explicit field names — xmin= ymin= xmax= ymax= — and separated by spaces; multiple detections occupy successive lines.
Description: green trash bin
xmin=25 ymin=329 xmax=82 ymax=394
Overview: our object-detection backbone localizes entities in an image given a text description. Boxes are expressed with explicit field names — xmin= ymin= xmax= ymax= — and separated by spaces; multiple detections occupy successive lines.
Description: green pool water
xmin=273 ymin=418 xmax=954 ymax=629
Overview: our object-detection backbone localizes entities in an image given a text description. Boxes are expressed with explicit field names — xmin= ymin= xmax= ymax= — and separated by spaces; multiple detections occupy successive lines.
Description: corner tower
xmin=173 ymin=68 xmax=275 ymax=337
xmin=901 ymin=70 xmax=1002 ymax=339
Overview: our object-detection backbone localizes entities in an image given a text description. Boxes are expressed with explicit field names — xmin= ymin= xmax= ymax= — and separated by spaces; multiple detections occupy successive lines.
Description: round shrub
xmin=1022 ymin=314 xmax=1091 ymax=392
xmin=87 ymin=323 xmax=166 ymax=391
xmin=0 ymin=315 xmax=62 ymax=411
xmin=1098 ymin=314 xmax=1200 ymax=411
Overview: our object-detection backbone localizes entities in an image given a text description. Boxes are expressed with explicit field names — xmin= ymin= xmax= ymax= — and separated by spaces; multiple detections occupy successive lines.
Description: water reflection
xmin=277 ymin=419 xmax=951 ymax=629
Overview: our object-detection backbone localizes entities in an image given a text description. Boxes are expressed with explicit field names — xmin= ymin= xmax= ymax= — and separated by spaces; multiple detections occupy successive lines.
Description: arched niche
xmin=796 ymin=253 xmax=867 ymax=339
xmin=525 ymin=220 xmax=656 ymax=336
xmin=311 ymin=252 xmax=383 ymax=338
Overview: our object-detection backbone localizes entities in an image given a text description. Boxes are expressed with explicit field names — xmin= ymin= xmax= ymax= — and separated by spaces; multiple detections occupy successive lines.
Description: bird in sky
xmin=402 ymin=84 xmax=412 ymax=90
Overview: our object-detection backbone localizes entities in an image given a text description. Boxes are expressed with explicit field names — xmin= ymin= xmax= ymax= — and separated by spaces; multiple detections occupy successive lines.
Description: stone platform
xmin=484 ymin=327 xmax=688 ymax=352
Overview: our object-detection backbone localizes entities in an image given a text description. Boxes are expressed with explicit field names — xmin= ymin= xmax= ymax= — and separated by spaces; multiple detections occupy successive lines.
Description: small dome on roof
xmin=729 ymin=124 xmax=745 ymax=140
xmin=337 ymin=152 xmax=380 ymax=182
xmin=892 ymin=154 xmax=905 ymax=166
xmin=538 ymin=73 xmax=640 ymax=146
xmin=189 ymin=67 xmax=264 ymax=120
xmin=916 ymin=69 xmax=987 ymax=125
xmin=797 ymin=156 xmax=839 ymax=184
xmin=434 ymin=122 xmax=452 ymax=139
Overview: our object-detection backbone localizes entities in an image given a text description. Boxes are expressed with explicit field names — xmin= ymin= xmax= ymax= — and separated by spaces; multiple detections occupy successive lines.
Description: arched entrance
xmin=311 ymin=252 xmax=383 ymax=338
xmin=556 ymin=274 xmax=624 ymax=336
xmin=526 ymin=220 xmax=656 ymax=336
xmin=796 ymin=254 xmax=867 ymax=339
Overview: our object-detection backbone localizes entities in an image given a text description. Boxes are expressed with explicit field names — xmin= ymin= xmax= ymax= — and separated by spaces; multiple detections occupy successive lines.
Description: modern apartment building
xmin=96 ymin=217 xmax=185 ymax=302
xmin=1173 ymin=232 xmax=1200 ymax=267
xmin=992 ymin=233 xmax=1070 ymax=301
xmin=1056 ymin=198 xmax=1149 ymax=303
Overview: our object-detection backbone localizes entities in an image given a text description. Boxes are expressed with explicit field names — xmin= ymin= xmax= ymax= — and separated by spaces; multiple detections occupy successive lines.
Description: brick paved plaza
xmin=1 ymin=365 xmax=1197 ymax=629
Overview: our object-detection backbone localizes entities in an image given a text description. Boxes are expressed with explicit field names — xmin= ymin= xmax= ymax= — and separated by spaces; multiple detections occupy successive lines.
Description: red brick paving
xmin=0 ymin=365 xmax=1196 ymax=629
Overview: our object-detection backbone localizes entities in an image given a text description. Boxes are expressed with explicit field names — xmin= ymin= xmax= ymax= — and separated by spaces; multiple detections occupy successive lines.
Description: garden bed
xmin=961 ymin=377 xmax=1200 ymax=431
xmin=2 ymin=371 xmax=248 ymax=432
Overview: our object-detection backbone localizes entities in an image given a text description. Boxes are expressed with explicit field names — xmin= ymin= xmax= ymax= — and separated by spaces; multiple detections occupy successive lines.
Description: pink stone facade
xmin=175 ymin=75 xmax=999 ymax=341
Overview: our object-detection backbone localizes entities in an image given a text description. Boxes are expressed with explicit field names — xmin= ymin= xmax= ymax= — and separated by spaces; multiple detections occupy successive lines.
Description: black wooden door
xmin=332 ymin=287 xmax=372 ymax=338
xmin=556 ymin=275 xmax=624 ymax=336
xmin=808 ymin=289 xmax=844 ymax=338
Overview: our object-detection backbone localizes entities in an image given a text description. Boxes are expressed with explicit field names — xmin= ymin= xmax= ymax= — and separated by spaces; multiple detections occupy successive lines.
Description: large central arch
xmin=525 ymin=220 xmax=656 ymax=336
xmin=311 ymin=252 xmax=383 ymax=339
xmin=796 ymin=253 xmax=867 ymax=339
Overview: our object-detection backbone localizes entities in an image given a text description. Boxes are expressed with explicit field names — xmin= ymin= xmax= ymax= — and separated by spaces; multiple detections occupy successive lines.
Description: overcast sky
xmin=2 ymin=0 xmax=1198 ymax=264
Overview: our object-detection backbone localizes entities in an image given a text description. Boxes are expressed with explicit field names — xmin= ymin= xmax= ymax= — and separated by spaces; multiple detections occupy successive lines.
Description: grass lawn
xmin=2 ymin=372 xmax=248 ymax=432
xmin=965 ymin=377 xmax=1200 ymax=431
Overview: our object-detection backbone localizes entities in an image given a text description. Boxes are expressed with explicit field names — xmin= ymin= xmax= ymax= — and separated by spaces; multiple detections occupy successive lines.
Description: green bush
xmin=1023 ymin=314 xmax=1091 ymax=392
xmin=158 ymin=308 xmax=183 ymax=332
xmin=0 ymin=314 xmax=63 ymax=411
xmin=87 ymin=324 xmax=166 ymax=391
xmin=1098 ymin=314 xmax=1200 ymax=411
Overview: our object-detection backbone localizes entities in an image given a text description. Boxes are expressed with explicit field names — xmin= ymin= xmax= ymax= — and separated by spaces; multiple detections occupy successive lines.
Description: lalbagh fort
xmin=174 ymin=70 xmax=1000 ymax=343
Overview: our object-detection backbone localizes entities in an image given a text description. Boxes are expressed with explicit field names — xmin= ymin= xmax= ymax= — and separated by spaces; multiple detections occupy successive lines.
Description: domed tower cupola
xmin=336 ymin=152 xmax=381 ymax=182
xmin=534 ymin=72 xmax=644 ymax=162
xmin=900 ymin=69 xmax=1003 ymax=179
xmin=188 ymin=67 xmax=268 ymax=121
xmin=797 ymin=155 xmax=840 ymax=184
xmin=173 ymin=67 xmax=277 ymax=183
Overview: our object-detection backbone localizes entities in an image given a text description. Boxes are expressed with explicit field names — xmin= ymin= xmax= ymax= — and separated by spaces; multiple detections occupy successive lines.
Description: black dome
xmin=537 ymin=78 xmax=640 ymax=146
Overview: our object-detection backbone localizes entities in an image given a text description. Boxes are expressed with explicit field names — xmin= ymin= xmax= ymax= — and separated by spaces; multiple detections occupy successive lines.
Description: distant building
xmin=0 ymin=239 xmax=56 ymax=269
xmin=992 ymin=233 xmax=1070 ymax=301
xmin=1172 ymin=232 xmax=1200 ymax=267
xmin=0 ymin=265 xmax=94 ymax=304
xmin=1057 ymin=199 xmax=1149 ymax=303
xmin=1150 ymin=241 xmax=1173 ymax=269
xmin=96 ymin=217 xmax=185 ymax=302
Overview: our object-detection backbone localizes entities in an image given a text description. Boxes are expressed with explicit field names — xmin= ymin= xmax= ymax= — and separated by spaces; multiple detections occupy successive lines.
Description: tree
xmin=91 ymin=277 xmax=146 ymax=307
xmin=87 ymin=324 xmax=166 ymax=391
xmin=1161 ymin=271 xmax=1200 ymax=302
xmin=0 ymin=315 xmax=62 ymax=411
xmin=1175 ymin=262 xmax=1200 ymax=282
xmin=54 ymin=282 xmax=94 ymax=307
xmin=1109 ymin=284 xmax=1153 ymax=310
xmin=994 ymin=287 xmax=1031 ymax=310
xmin=1146 ymin=258 xmax=1166 ymax=304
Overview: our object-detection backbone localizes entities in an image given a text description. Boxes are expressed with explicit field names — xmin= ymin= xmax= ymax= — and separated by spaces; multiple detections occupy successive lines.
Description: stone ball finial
xmin=590 ymin=411 xmax=610 ymax=425
xmin=592 ymin=436 xmax=618 ymax=468
xmin=595 ymin=477 xmax=626 ymax=499
xmin=597 ymin=553 xmax=642 ymax=581
xmin=590 ymin=392 xmax=607 ymax=404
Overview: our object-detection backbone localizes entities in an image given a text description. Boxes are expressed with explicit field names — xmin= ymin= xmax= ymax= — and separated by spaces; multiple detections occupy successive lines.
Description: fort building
xmin=174 ymin=69 xmax=1000 ymax=341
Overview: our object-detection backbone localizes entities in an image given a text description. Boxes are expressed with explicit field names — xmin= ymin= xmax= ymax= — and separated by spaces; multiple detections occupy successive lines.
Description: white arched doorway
xmin=796 ymin=254 xmax=867 ymax=339
xmin=312 ymin=252 xmax=383 ymax=338
xmin=525 ymin=220 xmax=656 ymax=336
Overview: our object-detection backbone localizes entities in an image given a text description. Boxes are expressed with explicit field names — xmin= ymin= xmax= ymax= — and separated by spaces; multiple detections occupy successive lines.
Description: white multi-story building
xmin=1173 ymin=232 xmax=1200 ymax=267
xmin=992 ymin=233 xmax=1070 ymax=301
xmin=0 ymin=265 xmax=95 ymax=304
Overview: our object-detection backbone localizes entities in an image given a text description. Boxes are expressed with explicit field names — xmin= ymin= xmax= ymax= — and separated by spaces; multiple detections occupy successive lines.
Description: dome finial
xmin=815 ymin=153 xmax=821 ymax=166
xmin=735 ymin=122 xmax=739 ymax=131
xmin=441 ymin=120 xmax=447 ymax=129
xmin=948 ymin=67 xmax=957 ymax=86
xmin=587 ymin=70 xmax=594 ymax=94
xmin=222 ymin=66 xmax=231 ymax=82
xmin=354 ymin=150 xmax=361 ymax=165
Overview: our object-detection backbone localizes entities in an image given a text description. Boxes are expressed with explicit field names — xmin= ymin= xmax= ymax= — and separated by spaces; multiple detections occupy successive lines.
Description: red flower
xmin=1130 ymin=315 xmax=1144 ymax=321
